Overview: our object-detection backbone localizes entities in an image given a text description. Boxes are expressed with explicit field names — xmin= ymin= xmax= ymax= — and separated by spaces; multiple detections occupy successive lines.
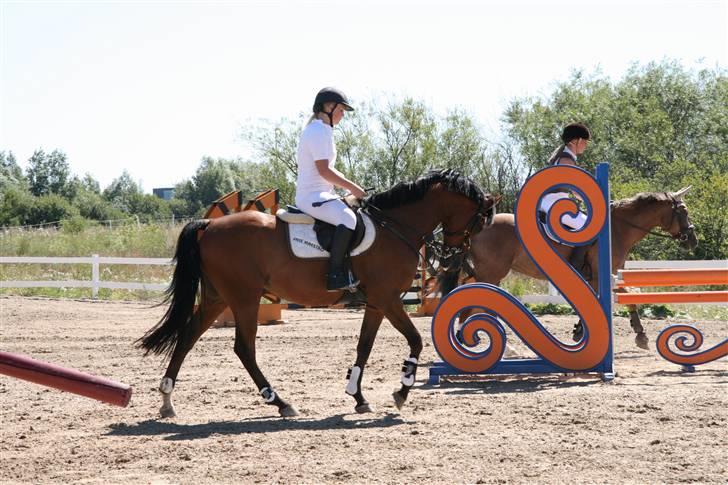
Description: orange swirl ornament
xmin=656 ymin=325 xmax=728 ymax=366
xmin=431 ymin=165 xmax=612 ymax=373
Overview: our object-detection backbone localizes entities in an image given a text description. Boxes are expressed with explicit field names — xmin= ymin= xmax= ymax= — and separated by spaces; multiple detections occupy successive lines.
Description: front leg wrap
xmin=392 ymin=357 xmax=418 ymax=410
xmin=400 ymin=357 xmax=418 ymax=387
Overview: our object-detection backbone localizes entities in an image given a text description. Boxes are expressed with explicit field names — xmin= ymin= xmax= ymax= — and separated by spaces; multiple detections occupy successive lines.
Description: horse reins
xmin=361 ymin=202 xmax=435 ymax=271
xmin=363 ymin=199 xmax=493 ymax=274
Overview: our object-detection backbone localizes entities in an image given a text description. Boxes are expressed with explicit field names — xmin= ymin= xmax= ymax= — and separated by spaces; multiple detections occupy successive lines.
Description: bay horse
xmin=438 ymin=187 xmax=697 ymax=349
xmin=138 ymin=169 xmax=496 ymax=418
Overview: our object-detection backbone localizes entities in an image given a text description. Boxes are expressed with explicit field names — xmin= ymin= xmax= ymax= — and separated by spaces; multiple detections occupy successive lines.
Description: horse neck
xmin=611 ymin=199 xmax=671 ymax=253
xmin=379 ymin=190 xmax=447 ymax=243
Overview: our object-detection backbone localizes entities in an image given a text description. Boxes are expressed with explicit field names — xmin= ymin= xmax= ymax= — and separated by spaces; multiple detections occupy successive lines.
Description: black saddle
xmin=285 ymin=205 xmax=366 ymax=253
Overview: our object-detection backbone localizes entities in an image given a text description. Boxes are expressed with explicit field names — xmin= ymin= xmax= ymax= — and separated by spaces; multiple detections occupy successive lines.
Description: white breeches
xmin=540 ymin=192 xmax=588 ymax=231
xmin=296 ymin=191 xmax=357 ymax=230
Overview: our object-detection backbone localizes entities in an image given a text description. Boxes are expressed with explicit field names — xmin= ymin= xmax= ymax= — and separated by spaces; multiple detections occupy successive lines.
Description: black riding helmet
xmin=561 ymin=123 xmax=591 ymax=143
xmin=313 ymin=87 xmax=354 ymax=127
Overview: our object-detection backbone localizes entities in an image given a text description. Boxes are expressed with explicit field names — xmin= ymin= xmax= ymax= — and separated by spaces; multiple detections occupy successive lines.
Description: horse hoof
xmin=392 ymin=391 xmax=406 ymax=410
xmin=279 ymin=405 xmax=299 ymax=417
xmin=159 ymin=405 xmax=176 ymax=418
xmin=635 ymin=333 xmax=649 ymax=350
xmin=355 ymin=403 xmax=373 ymax=414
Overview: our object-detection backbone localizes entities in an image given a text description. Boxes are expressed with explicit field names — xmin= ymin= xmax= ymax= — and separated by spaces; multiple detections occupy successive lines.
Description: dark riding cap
xmin=313 ymin=87 xmax=355 ymax=113
xmin=561 ymin=123 xmax=591 ymax=143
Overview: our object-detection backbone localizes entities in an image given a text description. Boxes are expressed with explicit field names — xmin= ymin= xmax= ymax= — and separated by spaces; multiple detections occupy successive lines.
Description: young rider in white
xmin=540 ymin=122 xmax=592 ymax=272
xmin=295 ymin=87 xmax=366 ymax=291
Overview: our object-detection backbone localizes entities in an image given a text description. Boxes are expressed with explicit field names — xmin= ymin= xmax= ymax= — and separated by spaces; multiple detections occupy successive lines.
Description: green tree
xmin=26 ymin=194 xmax=79 ymax=226
xmin=367 ymin=98 xmax=437 ymax=189
xmin=0 ymin=185 xmax=35 ymax=226
xmin=126 ymin=193 xmax=173 ymax=223
xmin=1 ymin=151 xmax=27 ymax=191
xmin=74 ymin=189 xmax=125 ymax=221
xmin=103 ymin=170 xmax=143 ymax=213
xmin=241 ymin=118 xmax=302 ymax=204
xmin=172 ymin=157 xmax=266 ymax=216
xmin=26 ymin=149 xmax=72 ymax=197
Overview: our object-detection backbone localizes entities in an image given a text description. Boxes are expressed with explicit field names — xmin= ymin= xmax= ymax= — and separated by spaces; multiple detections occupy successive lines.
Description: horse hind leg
xmin=230 ymin=295 xmax=298 ymax=418
xmin=159 ymin=283 xmax=227 ymax=418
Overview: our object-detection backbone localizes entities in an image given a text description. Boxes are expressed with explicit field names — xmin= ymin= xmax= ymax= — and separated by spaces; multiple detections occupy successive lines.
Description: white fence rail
xmin=1 ymin=256 xmax=726 ymax=304
xmin=0 ymin=255 xmax=172 ymax=297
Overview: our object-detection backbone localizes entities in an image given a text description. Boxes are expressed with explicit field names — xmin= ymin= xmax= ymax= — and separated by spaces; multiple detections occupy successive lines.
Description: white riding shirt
xmin=294 ymin=119 xmax=356 ymax=230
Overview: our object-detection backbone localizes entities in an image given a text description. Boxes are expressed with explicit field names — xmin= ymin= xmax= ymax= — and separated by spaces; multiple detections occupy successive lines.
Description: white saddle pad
xmin=285 ymin=212 xmax=377 ymax=259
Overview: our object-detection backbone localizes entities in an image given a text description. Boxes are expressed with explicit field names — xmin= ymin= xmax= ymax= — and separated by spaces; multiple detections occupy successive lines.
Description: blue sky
xmin=1 ymin=0 xmax=726 ymax=192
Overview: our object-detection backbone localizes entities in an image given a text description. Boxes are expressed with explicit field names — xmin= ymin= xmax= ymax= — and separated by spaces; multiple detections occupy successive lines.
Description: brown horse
xmin=138 ymin=169 xmax=496 ymax=418
xmin=438 ymin=187 xmax=697 ymax=349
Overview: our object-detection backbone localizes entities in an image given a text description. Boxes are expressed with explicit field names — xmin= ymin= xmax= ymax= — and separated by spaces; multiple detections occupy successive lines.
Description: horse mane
xmin=366 ymin=169 xmax=487 ymax=209
xmin=611 ymin=192 xmax=671 ymax=211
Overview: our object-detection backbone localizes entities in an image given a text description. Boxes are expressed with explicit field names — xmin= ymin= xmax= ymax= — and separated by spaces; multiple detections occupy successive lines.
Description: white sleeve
xmin=308 ymin=126 xmax=334 ymax=162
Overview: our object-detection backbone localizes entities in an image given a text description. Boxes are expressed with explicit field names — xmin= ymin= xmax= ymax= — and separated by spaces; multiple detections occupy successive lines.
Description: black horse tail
xmin=137 ymin=219 xmax=210 ymax=357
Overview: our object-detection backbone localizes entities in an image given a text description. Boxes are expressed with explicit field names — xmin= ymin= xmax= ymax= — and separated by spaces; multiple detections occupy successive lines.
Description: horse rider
xmin=295 ymin=87 xmax=367 ymax=291
xmin=540 ymin=122 xmax=592 ymax=273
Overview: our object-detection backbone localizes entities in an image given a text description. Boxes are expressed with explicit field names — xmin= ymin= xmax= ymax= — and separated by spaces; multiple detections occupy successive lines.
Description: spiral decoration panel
xmin=431 ymin=165 xmax=612 ymax=373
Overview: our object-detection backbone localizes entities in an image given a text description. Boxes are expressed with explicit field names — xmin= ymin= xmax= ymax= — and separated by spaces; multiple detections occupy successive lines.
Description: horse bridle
xmin=363 ymin=199 xmax=495 ymax=273
xmin=432 ymin=201 xmax=496 ymax=273
xmin=613 ymin=193 xmax=694 ymax=242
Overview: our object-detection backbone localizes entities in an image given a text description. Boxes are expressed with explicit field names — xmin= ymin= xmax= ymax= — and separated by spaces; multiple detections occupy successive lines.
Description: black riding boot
xmin=326 ymin=225 xmax=359 ymax=291
xmin=569 ymin=245 xmax=589 ymax=276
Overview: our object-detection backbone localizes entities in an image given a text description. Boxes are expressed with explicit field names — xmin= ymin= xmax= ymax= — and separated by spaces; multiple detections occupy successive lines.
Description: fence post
xmin=92 ymin=254 xmax=100 ymax=299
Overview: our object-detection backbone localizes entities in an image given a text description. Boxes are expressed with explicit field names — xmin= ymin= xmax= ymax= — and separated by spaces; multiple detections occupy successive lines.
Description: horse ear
xmin=493 ymin=194 xmax=503 ymax=206
xmin=673 ymin=186 xmax=692 ymax=199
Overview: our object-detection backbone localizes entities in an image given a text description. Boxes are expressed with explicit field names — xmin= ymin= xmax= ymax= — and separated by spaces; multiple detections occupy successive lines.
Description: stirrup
xmin=327 ymin=270 xmax=359 ymax=292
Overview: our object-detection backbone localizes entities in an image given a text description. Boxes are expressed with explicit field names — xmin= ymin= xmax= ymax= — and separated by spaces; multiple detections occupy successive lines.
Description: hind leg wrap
xmin=259 ymin=386 xmax=297 ymax=416
xmin=345 ymin=365 xmax=370 ymax=410
xmin=260 ymin=386 xmax=280 ymax=406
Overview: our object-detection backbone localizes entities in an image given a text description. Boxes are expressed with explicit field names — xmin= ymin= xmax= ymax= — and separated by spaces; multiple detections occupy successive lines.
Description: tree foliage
xmin=26 ymin=149 xmax=73 ymax=197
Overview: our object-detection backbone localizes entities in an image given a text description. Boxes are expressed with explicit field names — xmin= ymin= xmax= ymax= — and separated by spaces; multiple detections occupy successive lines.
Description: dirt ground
xmin=0 ymin=296 xmax=726 ymax=484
